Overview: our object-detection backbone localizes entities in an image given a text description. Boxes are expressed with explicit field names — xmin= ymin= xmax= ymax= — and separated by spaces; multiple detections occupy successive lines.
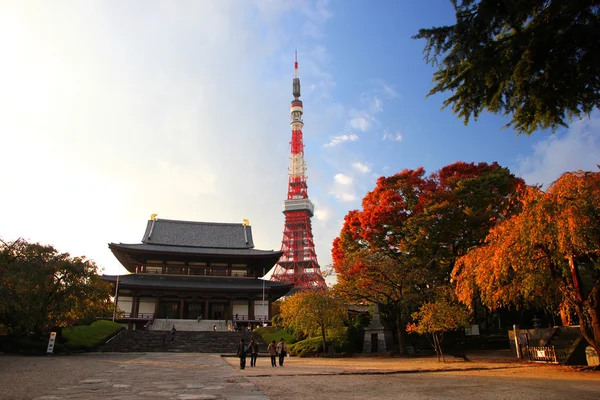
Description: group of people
xmin=236 ymin=338 xmax=287 ymax=369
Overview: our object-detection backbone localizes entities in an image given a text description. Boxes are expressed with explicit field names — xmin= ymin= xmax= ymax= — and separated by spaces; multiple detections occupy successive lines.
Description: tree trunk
xmin=568 ymin=256 xmax=584 ymax=302
xmin=560 ymin=306 xmax=570 ymax=326
xmin=433 ymin=332 xmax=445 ymax=362
xmin=396 ymin=312 xmax=406 ymax=354
xmin=321 ymin=325 xmax=327 ymax=354
xmin=585 ymin=280 xmax=600 ymax=360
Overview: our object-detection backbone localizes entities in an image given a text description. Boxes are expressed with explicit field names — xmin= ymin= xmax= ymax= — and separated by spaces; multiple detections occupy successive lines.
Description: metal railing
xmin=527 ymin=346 xmax=559 ymax=363
xmin=119 ymin=313 xmax=155 ymax=319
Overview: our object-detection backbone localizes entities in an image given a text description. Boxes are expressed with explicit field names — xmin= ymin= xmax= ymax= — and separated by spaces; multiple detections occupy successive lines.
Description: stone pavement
xmin=33 ymin=353 xmax=267 ymax=400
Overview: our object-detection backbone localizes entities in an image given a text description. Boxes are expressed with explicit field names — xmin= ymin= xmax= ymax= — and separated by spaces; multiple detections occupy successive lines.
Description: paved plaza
xmin=1 ymin=352 xmax=600 ymax=400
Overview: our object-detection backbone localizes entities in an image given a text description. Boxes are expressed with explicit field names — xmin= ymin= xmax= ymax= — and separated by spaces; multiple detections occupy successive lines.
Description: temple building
xmin=103 ymin=217 xmax=293 ymax=328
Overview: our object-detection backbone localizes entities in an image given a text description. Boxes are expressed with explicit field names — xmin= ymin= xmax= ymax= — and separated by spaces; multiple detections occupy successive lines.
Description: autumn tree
xmin=453 ymin=171 xmax=600 ymax=356
xmin=279 ymin=289 xmax=347 ymax=353
xmin=414 ymin=1 xmax=600 ymax=135
xmin=0 ymin=239 xmax=113 ymax=337
xmin=333 ymin=162 xmax=523 ymax=352
xmin=407 ymin=288 xmax=471 ymax=362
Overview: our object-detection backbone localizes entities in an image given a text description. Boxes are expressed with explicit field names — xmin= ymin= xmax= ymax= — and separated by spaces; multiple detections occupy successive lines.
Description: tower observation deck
xmin=270 ymin=52 xmax=327 ymax=290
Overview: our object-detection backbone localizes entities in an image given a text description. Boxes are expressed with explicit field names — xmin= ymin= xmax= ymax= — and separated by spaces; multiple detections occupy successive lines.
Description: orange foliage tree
xmin=406 ymin=288 xmax=470 ymax=362
xmin=453 ymin=171 xmax=600 ymax=356
xmin=333 ymin=162 xmax=523 ymax=352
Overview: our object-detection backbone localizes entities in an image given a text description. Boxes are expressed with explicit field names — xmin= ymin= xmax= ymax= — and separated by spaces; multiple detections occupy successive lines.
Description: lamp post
xmin=262 ymin=268 xmax=266 ymax=324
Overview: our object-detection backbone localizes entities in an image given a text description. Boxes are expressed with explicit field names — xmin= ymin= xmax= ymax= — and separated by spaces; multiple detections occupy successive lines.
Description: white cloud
xmin=371 ymin=96 xmax=383 ymax=112
xmin=334 ymin=173 xmax=353 ymax=185
xmin=344 ymin=80 xmax=399 ymax=137
xmin=384 ymin=132 xmax=401 ymax=141
xmin=383 ymin=130 xmax=403 ymax=142
xmin=517 ymin=113 xmax=600 ymax=189
xmin=370 ymin=79 xmax=399 ymax=99
xmin=328 ymin=172 xmax=358 ymax=203
xmin=349 ymin=114 xmax=372 ymax=132
xmin=314 ymin=208 xmax=330 ymax=221
xmin=381 ymin=83 xmax=398 ymax=98
xmin=338 ymin=193 xmax=357 ymax=202
xmin=352 ymin=162 xmax=372 ymax=173
xmin=324 ymin=133 xmax=359 ymax=147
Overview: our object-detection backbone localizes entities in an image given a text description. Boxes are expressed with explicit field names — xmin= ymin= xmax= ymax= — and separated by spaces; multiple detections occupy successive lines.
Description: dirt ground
xmin=230 ymin=351 xmax=600 ymax=400
xmin=1 ymin=351 xmax=599 ymax=400
xmin=229 ymin=351 xmax=600 ymax=400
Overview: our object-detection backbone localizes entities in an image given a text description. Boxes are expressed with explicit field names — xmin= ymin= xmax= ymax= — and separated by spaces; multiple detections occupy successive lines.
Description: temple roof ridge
xmin=140 ymin=218 xmax=255 ymax=249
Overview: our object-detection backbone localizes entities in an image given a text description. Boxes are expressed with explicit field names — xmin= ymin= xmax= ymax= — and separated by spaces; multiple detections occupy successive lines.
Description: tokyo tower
xmin=270 ymin=52 xmax=327 ymax=290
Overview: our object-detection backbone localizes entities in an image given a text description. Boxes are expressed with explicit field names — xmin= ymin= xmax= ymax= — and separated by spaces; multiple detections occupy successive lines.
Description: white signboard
xmin=46 ymin=332 xmax=57 ymax=354
xmin=536 ymin=349 xmax=547 ymax=358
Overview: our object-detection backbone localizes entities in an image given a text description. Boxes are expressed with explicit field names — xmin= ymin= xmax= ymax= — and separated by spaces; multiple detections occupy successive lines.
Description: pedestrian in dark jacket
xmin=247 ymin=338 xmax=259 ymax=367
xmin=236 ymin=338 xmax=247 ymax=370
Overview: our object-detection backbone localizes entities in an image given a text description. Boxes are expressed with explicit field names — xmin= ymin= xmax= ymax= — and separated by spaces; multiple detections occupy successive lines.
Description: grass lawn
xmin=253 ymin=326 xmax=296 ymax=345
xmin=62 ymin=320 xmax=124 ymax=350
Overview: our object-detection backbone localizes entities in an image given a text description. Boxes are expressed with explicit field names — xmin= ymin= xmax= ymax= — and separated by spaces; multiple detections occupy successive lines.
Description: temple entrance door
xmin=185 ymin=302 xmax=204 ymax=319
xmin=158 ymin=301 xmax=179 ymax=319
xmin=210 ymin=303 xmax=225 ymax=320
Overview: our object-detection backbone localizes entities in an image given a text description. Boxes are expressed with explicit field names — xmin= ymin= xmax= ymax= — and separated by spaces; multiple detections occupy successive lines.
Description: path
xmin=2 ymin=352 xmax=600 ymax=400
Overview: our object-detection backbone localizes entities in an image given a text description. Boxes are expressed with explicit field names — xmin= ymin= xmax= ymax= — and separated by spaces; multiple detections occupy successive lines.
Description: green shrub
xmin=62 ymin=320 xmax=124 ymax=350
xmin=253 ymin=326 xmax=296 ymax=345
xmin=288 ymin=335 xmax=348 ymax=357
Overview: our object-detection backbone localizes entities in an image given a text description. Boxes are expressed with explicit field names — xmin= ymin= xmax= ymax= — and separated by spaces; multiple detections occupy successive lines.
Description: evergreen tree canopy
xmin=0 ymin=239 xmax=113 ymax=336
xmin=414 ymin=0 xmax=600 ymax=134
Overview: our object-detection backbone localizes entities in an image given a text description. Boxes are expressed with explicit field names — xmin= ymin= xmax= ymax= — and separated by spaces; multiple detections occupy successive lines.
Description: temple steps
xmin=97 ymin=330 xmax=267 ymax=354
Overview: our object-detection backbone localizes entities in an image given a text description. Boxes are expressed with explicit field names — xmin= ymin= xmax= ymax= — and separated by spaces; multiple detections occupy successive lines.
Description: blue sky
xmin=1 ymin=0 xmax=598 ymax=280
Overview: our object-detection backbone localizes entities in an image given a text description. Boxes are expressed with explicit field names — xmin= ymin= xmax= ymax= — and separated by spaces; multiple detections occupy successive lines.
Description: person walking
xmin=247 ymin=338 xmax=259 ymax=367
xmin=161 ymin=331 xmax=167 ymax=347
xmin=267 ymin=340 xmax=277 ymax=367
xmin=276 ymin=338 xmax=287 ymax=366
xmin=236 ymin=338 xmax=247 ymax=370
xmin=170 ymin=325 xmax=177 ymax=341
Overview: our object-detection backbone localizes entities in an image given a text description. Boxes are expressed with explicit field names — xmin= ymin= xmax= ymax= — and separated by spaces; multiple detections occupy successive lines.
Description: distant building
xmin=103 ymin=218 xmax=293 ymax=328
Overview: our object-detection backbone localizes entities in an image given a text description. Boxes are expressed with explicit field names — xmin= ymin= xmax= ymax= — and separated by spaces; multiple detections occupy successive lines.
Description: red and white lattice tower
xmin=270 ymin=52 xmax=327 ymax=290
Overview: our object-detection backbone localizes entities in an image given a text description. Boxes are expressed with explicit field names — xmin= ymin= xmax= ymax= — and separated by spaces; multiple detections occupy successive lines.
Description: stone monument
xmin=363 ymin=303 xmax=395 ymax=353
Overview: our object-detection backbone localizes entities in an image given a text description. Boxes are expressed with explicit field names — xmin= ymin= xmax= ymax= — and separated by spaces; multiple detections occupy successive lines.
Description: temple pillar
xmin=154 ymin=296 xmax=160 ymax=319
xmin=268 ymin=301 xmax=272 ymax=321
xmin=228 ymin=297 xmax=234 ymax=321
xmin=130 ymin=294 xmax=136 ymax=318
xmin=179 ymin=297 xmax=185 ymax=319
xmin=134 ymin=295 xmax=140 ymax=318
xmin=248 ymin=298 xmax=255 ymax=320
xmin=204 ymin=298 xmax=209 ymax=320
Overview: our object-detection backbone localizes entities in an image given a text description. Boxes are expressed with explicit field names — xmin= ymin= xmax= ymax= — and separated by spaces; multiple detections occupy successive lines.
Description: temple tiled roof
xmin=142 ymin=219 xmax=255 ymax=248
xmin=109 ymin=218 xmax=282 ymax=273
xmin=109 ymin=243 xmax=280 ymax=257
xmin=102 ymin=274 xmax=293 ymax=294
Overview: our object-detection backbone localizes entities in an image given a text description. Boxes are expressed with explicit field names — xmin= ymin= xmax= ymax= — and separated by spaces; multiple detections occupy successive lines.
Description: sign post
xmin=46 ymin=332 xmax=57 ymax=355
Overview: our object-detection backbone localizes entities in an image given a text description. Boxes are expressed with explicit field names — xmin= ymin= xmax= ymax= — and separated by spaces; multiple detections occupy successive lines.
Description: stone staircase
xmin=97 ymin=330 xmax=267 ymax=354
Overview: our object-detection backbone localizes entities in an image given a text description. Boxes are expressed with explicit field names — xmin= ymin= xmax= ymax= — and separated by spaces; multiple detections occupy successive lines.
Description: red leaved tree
xmin=333 ymin=162 xmax=523 ymax=352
